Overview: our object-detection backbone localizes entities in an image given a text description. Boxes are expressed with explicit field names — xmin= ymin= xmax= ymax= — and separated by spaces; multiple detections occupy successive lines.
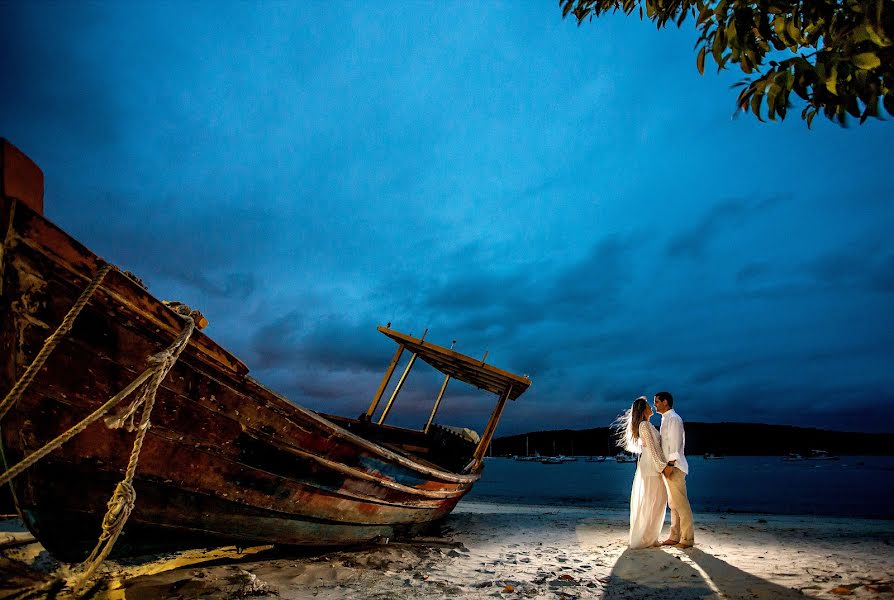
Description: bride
xmin=616 ymin=396 xmax=669 ymax=549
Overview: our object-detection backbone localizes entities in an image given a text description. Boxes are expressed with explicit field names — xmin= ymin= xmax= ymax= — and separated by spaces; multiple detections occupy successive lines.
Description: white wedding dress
xmin=628 ymin=420 xmax=668 ymax=549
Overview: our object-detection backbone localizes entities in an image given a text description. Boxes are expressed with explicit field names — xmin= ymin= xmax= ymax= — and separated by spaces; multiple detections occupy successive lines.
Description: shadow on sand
xmin=684 ymin=547 xmax=808 ymax=599
xmin=603 ymin=547 xmax=808 ymax=599
xmin=603 ymin=548 xmax=713 ymax=599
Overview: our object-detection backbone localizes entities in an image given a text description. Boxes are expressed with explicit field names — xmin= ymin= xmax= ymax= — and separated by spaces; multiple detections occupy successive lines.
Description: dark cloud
xmin=298 ymin=318 xmax=395 ymax=372
xmin=551 ymin=237 xmax=631 ymax=312
xmin=250 ymin=310 xmax=389 ymax=374
xmin=665 ymin=197 xmax=779 ymax=259
xmin=805 ymin=249 xmax=864 ymax=288
xmin=689 ymin=357 xmax=768 ymax=385
xmin=250 ymin=311 xmax=304 ymax=370
xmin=418 ymin=235 xmax=634 ymax=336
xmin=805 ymin=247 xmax=894 ymax=293
xmin=736 ymin=261 xmax=771 ymax=283
xmin=871 ymin=253 xmax=894 ymax=292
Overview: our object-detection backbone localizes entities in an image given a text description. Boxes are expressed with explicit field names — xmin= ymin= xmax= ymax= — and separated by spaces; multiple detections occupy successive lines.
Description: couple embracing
xmin=618 ymin=391 xmax=694 ymax=549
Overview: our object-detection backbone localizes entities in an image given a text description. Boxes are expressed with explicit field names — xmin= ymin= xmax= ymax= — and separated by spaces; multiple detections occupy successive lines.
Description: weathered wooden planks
xmin=1 ymin=195 xmax=487 ymax=561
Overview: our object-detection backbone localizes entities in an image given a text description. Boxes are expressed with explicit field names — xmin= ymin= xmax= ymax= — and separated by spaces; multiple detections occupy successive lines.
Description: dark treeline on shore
xmin=492 ymin=423 xmax=894 ymax=457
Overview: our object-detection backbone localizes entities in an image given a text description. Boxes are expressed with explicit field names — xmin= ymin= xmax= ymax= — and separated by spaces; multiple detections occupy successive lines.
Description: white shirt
xmin=660 ymin=408 xmax=689 ymax=475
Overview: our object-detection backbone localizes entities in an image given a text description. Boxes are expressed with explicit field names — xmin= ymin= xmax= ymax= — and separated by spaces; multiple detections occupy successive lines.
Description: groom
xmin=654 ymin=391 xmax=694 ymax=548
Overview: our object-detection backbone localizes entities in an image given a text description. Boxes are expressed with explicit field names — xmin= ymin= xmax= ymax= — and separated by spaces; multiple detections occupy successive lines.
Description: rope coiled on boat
xmin=0 ymin=263 xmax=196 ymax=591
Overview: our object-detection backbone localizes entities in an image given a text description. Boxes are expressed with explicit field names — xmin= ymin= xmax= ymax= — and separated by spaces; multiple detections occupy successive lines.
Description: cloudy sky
xmin=3 ymin=2 xmax=892 ymax=435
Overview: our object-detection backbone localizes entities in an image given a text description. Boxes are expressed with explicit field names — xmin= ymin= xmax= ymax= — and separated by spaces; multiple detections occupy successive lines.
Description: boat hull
xmin=0 ymin=197 xmax=478 ymax=560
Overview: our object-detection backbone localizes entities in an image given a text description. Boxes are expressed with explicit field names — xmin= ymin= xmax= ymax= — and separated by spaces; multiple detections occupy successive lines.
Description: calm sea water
xmin=467 ymin=456 xmax=894 ymax=519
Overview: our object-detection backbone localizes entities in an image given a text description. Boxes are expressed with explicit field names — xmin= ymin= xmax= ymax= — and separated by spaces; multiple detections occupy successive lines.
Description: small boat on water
xmin=539 ymin=455 xmax=576 ymax=464
xmin=783 ymin=453 xmax=805 ymax=461
xmin=584 ymin=456 xmax=606 ymax=463
xmin=514 ymin=454 xmax=541 ymax=462
xmin=615 ymin=452 xmax=637 ymax=463
xmin=806 ymin=450 xmax=839 ymax=461
xmin=703 ymin=453 xmax=724 ymax=460
xmin=514 ymin=436 xmax=541 ymax=461
xmin=0 ymin=139 xmax=532 ymax=561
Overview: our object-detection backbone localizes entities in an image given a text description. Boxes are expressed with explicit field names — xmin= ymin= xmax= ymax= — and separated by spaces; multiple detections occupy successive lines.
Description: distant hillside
xmin=492 ymin=423 xmax=894 ymax=457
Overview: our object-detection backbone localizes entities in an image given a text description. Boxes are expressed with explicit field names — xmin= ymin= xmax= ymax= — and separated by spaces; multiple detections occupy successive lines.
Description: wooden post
xmin=377 ymin=352 xmax=417 ymax=425
xmin=423 ymin=374 xmax=451 ymax=433
xmin=472 ymin=385 xmax=513 ymax=465
xmin=365 ymin=345 xmax=404 ymax=420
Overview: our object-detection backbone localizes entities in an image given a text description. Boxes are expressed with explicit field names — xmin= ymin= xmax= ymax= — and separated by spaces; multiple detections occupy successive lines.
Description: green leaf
xmin=826 ymin=64 xmax=838 ymax=95
xmin=867 ymin=17 xmax=892 ymax=47
xmin=766 ymin=83 xmax=780 ymax=120
xmin=806 ymin=109 xmax=816 ymax=128
xmin=696 ymin=46 xmax=706 ymax=74
xmin=717 ymin=52 xmax=732 ymax=71
xmin=712 ymin=25 xmax=726 ymax=63
xmin=737 ymin=85 xmax=755 ymax=111
xmin=726 ymin=18 xmax=738 ymax=48
xmin=853 ymin=52 xmax=881 ymax=70
xmin=773 ymin=17 xmax=789 ymax=45
xmin=751 ymin=93 xmax=764 ymax=121
xmin=860 ymin=95 xmax=879 ymax=123
xmin=785 ymin=20 xmax=800 ymax=45
xmin=776 ymin=90 xmax=788 ymax=119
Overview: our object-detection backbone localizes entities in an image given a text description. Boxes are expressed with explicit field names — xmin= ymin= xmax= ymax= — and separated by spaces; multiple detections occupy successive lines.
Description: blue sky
xmin=2 ymin=2 xmax=892 ymax=435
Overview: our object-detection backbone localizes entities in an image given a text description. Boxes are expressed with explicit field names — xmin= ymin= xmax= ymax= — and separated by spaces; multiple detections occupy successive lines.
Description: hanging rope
xmin=73 ymin=316 xmax=195 ymax=588
xmin=0 ymin=260 xmax=197 ymax=591
xmin=0 ymin=316 xmax=195 ymax=593
xmin=0 ymin=317 xmax=194 ymax=488
xmin=0 ymin=368 xmax=153 ymax=487
xmin=0 ymin=263 xmax=113 ymax=423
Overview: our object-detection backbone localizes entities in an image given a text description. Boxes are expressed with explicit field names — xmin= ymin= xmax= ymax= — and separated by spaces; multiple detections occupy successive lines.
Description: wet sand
xmin=2 ymin=501 xmax=893 ymax=599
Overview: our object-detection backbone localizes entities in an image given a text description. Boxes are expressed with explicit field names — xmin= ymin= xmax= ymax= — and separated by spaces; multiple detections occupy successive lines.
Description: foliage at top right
xmin=562 ymin=0 xmax=893 ymax=127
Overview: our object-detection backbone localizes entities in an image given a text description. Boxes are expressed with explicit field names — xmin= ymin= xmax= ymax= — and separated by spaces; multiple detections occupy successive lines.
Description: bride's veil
xmin=612 ymin=398 xmax=647 ymax=454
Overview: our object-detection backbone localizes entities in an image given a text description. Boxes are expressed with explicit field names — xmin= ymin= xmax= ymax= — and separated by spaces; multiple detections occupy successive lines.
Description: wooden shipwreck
xmin=0 ymin=139 xmax=531 ymax=562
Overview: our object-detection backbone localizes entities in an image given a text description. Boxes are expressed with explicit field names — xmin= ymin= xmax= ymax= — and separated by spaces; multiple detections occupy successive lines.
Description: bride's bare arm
xmin=639 ymin=422 xmax=667 ymax=473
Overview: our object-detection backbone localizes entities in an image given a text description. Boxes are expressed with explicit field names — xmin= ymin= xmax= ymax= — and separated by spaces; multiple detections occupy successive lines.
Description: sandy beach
xmin=3 ymin=501 xmax=893 ymax=599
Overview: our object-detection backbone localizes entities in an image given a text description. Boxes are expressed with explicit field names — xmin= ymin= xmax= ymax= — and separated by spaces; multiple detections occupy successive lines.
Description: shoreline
xmin=2 ymin=500 xmax=893 ymax=599
xmin=466 ymin=494 xmax=894 ymax=521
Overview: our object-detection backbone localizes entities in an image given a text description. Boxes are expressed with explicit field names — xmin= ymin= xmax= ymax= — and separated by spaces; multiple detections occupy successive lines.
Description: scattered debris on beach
xmin=4 ymin=502 xmax=894 ymax=599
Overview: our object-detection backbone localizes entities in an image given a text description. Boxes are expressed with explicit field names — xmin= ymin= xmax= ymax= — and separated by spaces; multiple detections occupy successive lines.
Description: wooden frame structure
xmin=367 ymin=327 xmax=531 ymax=468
